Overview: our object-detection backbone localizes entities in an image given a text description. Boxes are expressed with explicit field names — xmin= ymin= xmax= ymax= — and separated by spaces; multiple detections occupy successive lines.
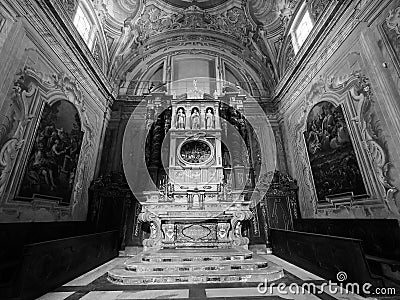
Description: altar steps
xmin=125 ymin=260 xmax=269 ymax=273
xmin=107 ymin=247 xmax=284 ymax=285
xmin=140 ymin=247 xmax=253 ymax=263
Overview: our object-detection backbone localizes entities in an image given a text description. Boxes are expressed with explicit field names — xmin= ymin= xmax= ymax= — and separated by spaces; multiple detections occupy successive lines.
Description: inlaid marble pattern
xmin=34 ymin=255 xmax=387 ymax=300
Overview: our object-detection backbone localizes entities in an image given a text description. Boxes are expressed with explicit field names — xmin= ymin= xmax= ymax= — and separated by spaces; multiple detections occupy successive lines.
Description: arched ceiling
xmin=91 ymin=0 xmax=304 ymax=96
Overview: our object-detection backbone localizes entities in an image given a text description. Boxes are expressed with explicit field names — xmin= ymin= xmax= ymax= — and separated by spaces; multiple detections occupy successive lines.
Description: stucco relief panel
xmin=287 ymin=99 xmax=318 ymax=217
xmin=286 ymin=66 xmax=399 ymax=217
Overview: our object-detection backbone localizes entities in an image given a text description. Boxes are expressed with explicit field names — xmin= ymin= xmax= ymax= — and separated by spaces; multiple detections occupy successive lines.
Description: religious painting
xmin=18 ymin=100 xmax=83 ymax=204
xmin=180 ymin=140 xmax=212 ymax=164
xmin=304 ymin=102 xmax=367 ymax=201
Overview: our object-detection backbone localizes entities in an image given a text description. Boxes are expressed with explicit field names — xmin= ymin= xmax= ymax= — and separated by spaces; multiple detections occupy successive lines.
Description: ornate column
xmin=200 ymin=105 xmax=206 ymax=129
xmin=229 ymin=210 xmax=253 ymax=249
xmin=171 ymin=107 xmax=177 ymax=129
xmin=148 ymin=112 xmax=164 ymax=185
xmin=162 ymin=223 xmax=175 ymax=247
xmin=138 ymin=210 xmax=162 ymax=251
xmin=185 ymin=106 xmax=191 ymax=129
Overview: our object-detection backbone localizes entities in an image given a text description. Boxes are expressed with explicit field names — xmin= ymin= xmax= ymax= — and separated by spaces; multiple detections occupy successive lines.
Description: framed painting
xmin=304 ymin=101 xmax=367 ymax=201
xmin=17 ymin=100 xmax=83 ymax=204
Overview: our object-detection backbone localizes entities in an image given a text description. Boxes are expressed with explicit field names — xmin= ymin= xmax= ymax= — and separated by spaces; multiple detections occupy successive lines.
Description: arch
xmin=118 ymin=51 xmax=268 ymax=97
xmin=224 ymin=63 xmax=252 ymax=95
xmin=133 ymin=61 xmax=165 ymax=95
xmin=205 ymin=107 xmax=214 ymax=114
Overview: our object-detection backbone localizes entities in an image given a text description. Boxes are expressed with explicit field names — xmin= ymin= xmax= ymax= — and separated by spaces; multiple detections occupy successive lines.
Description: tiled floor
xmin=36 ymin=255 xmax=389 ymax=300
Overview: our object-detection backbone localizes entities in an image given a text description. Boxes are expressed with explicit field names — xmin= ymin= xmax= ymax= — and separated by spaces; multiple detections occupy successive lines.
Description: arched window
xmin=73 ymin=2 xmax=96 ymax=49
xmin=290 ymin=2 xmax=314 ymax=54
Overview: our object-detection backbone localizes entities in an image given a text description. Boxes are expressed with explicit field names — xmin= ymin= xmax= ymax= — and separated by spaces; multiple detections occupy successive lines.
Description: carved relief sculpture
xmin=347 ymin=74 xmax=399 ymax=213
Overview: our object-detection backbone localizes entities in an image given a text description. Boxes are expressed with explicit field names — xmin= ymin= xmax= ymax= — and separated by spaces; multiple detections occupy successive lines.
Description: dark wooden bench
xmin=270 ymin=228 xmax=384 ymax=289
xmin=293 ymin=219 xmax=400 ymax=261
xmin=0 ymin=222 xmax=96 ymax=295
xmin=0 ymin=229 xmax=119 ymax=300
xmin=293 ymin=219 xmax=400 ymax=281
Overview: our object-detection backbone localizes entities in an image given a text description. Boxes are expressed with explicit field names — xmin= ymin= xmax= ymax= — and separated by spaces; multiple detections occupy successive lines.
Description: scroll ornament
xmin=386 ymin=6 xmax=400 ymax=36
xmin=0 ymin=67 xmax=96 ymax=206
xmin=349 ymin=74 xmax=398 ymax=214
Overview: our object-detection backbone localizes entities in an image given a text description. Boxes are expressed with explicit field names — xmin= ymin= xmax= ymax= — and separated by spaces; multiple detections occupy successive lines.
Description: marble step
xmin=140 ymin=247 xmax=253 ymax=263
xmin=108 ymin=262 xmax=284 ymax=285
xmin=125 ymin=259 xmax=269 ymax=273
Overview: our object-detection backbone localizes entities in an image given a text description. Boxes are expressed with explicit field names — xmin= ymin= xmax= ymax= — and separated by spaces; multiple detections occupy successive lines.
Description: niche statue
xmin=191 ymin=108 xmax=200 ymax=130
xmin=206 ymin=108 xmax=214 ymax=129
xmin=176 ymin=108 xmax=186 ymax=129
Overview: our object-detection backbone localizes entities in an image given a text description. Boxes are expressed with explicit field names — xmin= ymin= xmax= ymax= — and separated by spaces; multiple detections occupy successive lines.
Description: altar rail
xmin=0 ymin=229 xmax=118 ymax=300
xmin=270 ymin=228 xmax=384 ymax=288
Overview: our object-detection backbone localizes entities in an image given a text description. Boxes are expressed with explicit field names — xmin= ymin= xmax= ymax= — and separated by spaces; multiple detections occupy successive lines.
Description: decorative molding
xmin=60 ymin=0 xmax=77 ymax=18
xmin=115 ymin=45 xmax=271 ymax=99
xmin=121 ymin=4 xmax=255 ymax=57
xmin=229 ymin=210 xmax=252 ymax=249
xmin=309 ymin=0 xmax=331 ymax=22
xmin=139 ymin=210 xmax=162 ymax=251
xmin=288 ymin=116 xmax=318 ymax=214
xmin=276 ymin=0 xmax=392 ymax=114
xmin=380 ymin=5 xmax=400 ymax=78
xmin=386 ymin=6 xmax=400 ymax=36
xmin=288 ymin=70 xmax=399 ymax=215
xmin=0 ymin=66 xmax=98 ymax=221
xmin=14 ymin=0 xmax=115 ymax=103
xmin=276 ymin=0 xmax=358 ymax=111
xmin=345 ymin=74 xmax=399 ymax=214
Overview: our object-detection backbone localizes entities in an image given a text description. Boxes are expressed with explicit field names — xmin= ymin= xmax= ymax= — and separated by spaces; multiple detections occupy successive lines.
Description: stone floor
xmin=36 ymin=255 xmax=395 ymax=300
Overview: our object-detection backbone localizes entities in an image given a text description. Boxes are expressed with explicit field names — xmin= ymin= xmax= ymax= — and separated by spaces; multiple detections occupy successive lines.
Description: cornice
xmin=273 ymin=0 xmax=392 ymax=116
xmin=273 ymin=0 xmax=356 ymax=114
xmin=48 ymin=0 xmax=116 ymax=98
xmin=11 ymin=0 xmax=116 ymax=109
xmin=274 ymin=0 xmax=347 ymax=99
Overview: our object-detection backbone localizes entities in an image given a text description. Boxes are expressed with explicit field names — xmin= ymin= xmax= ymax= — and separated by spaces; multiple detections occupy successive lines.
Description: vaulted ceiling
xmin=81 ymin=0 xmax=326 ymax=97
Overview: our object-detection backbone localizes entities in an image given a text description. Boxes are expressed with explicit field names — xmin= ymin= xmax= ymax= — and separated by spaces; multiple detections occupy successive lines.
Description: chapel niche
xmin=17 ymin=100 xmax=84 ymax=204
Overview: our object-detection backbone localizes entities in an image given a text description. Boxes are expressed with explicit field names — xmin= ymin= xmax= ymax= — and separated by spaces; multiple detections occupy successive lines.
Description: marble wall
xmin=278 ymin=0 xmax=400 ymax=219
xmin=0 ymin=0 xmax=111 ymax=222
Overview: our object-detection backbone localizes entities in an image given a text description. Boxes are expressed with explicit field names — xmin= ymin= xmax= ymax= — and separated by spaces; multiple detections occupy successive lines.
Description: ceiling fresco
xmin=85 ymin=0 xmax=329 ymax=97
